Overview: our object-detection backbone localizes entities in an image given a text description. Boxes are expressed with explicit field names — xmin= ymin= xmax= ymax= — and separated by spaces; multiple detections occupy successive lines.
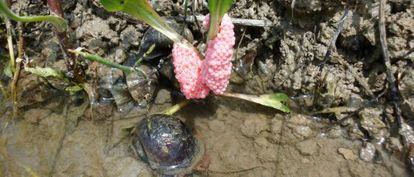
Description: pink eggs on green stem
xmin=171 ymin=13 xmax=235 ymax=98
xmin=201 ymin=14 xmax=235 ymax=94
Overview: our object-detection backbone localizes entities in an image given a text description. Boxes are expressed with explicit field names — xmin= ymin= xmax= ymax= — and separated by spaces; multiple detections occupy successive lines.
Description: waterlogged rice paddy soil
xmin=1 ymin=0 xmax=413 ymax=176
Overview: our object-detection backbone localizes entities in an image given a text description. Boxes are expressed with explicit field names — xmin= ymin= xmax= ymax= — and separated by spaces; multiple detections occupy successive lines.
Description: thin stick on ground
xmin=312 ymin=9 xmax=349 ymax=108
xmin=379 ymin=0 xmax=403 ymax=125
xmin=234 ymin=27 xmax=247 ymax=61
xmin=320 ymin=9 xmax=349 ymax=66
xmin=176 ymin=15 xmax=273 ymax=27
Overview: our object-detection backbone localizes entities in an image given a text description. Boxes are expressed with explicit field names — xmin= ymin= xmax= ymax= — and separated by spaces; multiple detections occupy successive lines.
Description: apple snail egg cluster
xmin=172 ymin=14 xmax=235 ymax=99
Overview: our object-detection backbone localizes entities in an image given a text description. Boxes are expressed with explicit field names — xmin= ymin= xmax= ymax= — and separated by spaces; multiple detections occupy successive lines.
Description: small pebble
xmin=154 ymin=89 xmax=172 ymax=104
xmin=296 ymin=139 xmax=318 ymax=156
xmin=24 ymin=108 xmax=51 ymax=124
xmin=240 ymin=117 xmax=269 ymax=138
xmin=338 ymin=148 xmax=357 ymax=160
xmin=359 ymin=143 xmax=376 ymax=162
xmin=114 ymin=48 xmax=127 ymax=64
xmin=387 ymin=137 xmax=403 ymax=152
xmin=208 ymin=119 xmax=226 ymax=133
xmin=294 ymin=126 xmax=313 ymax=138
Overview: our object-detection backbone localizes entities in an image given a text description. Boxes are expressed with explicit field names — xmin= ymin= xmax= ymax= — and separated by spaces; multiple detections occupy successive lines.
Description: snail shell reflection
xmin=133 ymin=114 xmax=204 ymax=175
xmin=125 ymin=65 xmax=158 ymax=107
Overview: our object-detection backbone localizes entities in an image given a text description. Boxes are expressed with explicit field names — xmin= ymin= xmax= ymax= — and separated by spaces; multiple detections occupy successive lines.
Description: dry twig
xmin=379 ymin=0 xmax=403 ymax=125
xmin=176 ymin=14 xmax=273 ymax=27
xmin=312 ymin=9 xmax=350 ymax=108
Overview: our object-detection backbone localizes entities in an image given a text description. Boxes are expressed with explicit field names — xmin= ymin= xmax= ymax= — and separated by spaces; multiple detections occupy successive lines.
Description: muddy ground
xmin=0 ymin=0 xmax=413 ymax=176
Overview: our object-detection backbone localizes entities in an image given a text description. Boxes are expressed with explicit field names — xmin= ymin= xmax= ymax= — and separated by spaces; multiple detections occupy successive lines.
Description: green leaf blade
xmin=100 ymin=0 xmax=125 ymax=11
xmin=207 ymin=0 xmax=233 ymax=40
xmin=25 ymin=66 xmax=66 ymax=79
xmin=221 ymin=92 xmax=291 ymax=113
xmin=100 ymin=0 xmax=181 ymax=43
xmin=259 ymin=93 xmax=291 ymax=113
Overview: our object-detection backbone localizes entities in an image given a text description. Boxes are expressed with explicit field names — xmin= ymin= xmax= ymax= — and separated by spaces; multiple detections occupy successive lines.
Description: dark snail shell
xmin=125 ymin=65 xmax=158 ymax=107
xmin=124 ymin=20 xmax=194 ymax=66
xmin=133 ymin=114 xmax=204 ymax=175
xmin=98 ymin=68 xmax=135 ymax=112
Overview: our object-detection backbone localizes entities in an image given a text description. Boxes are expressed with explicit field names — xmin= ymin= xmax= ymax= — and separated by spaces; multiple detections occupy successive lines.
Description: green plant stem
xmin=162 ymin=100 xmax=191 ymax=115
xmin=206 ymin=0 xmax=233 ymax=40
xmin=0 ymin=0 xmax=67 ymax=32
xmin=68 ymin=49 xmax=133 ymax=74
xmin=182 ymin=0 xmax=188 ymax=32
xmin=11 ymin=22 xmax=23 ymax=118
xmin=4 ymin=17 xmax=14 ymax=72
xmin=134 ymin=44 xmax=156 ymax=67
xmin=69 ymin=49 xmax=149 ymax=81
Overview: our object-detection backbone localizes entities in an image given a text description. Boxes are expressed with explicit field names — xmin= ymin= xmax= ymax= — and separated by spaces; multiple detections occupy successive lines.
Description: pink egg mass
xmin=171 ymin=14 xmax=235 ymax=99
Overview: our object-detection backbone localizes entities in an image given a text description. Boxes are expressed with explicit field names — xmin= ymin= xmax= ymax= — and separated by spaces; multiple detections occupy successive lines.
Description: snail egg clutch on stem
xmin=133 ymin=114 xmax=204 ymax=175
xmin=171 ymin=14 xmax=235 ymax=99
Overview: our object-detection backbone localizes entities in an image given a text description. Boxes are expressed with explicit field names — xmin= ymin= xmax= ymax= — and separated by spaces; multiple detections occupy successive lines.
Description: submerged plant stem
xmin=0 ymin=0 xmax=67 ymax=32
xmin=163 ymin=100 xmax=191 ymax=116
xmin=68 ymin=49 xmax=146 ymax=78
xmin=69 ymin=49 xmax=132 ymax=73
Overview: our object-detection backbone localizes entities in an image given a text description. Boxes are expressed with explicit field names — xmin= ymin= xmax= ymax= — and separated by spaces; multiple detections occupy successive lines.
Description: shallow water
xmin=0 ymin=95 xmax=410 ymax=177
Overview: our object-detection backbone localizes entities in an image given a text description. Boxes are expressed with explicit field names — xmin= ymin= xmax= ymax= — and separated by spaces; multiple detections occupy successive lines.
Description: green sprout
xmin=206 ymin=0 xmax=233 ymax=40
xmin=222 ymin=92 xmax=291 ymax=113
xmin=0 ymin=0 xmax=67 ymax=32
xmin=24 ymin=66 xmax=67 ymax=81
